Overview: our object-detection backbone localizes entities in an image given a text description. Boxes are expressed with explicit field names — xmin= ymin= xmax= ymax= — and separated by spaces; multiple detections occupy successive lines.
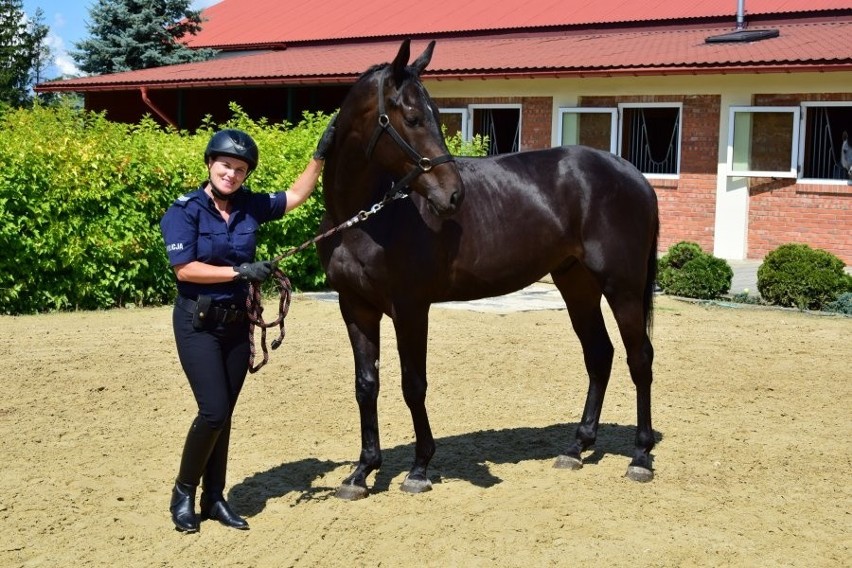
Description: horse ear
xmin=410 ymin=41 xmax=436 ymax=76
xmin=392 ymin=39 xmax=412 ymax=84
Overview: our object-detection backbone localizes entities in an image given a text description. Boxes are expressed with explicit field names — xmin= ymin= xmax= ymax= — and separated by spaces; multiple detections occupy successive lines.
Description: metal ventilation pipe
xmin=736 ymin=0 xmax=746 ymax=30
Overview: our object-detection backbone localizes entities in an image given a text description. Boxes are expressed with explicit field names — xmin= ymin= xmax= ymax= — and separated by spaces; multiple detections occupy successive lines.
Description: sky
xmin=21 ymin=0 xmax=223 ymax=78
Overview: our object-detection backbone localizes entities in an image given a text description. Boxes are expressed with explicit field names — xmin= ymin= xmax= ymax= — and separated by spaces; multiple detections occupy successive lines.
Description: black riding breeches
xmin=172 ymin=304 xmax=250 ymax=429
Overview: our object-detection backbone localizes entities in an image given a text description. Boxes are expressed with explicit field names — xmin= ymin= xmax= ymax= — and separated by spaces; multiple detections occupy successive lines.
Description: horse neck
xmin=323 ymin=146 xmax=392 ymax=223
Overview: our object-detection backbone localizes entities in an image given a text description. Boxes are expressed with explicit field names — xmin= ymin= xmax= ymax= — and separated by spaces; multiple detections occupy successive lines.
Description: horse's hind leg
xmin=335 ymin=295 xmax=384 ymax=500
xmin=551 ymin=265 xmax=614 ymax=470
xmin=606 ymin=291 xmax=655 ymax=482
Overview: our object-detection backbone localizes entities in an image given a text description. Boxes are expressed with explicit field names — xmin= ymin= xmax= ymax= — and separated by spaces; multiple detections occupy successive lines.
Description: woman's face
xmin=207 ymin=156 xmax=250 ymax=195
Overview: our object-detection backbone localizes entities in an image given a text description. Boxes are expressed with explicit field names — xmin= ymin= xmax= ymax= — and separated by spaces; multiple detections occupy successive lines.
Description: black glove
xmin=235 ymin=260 xmax=273 ymax=282
xmin=313 ymin=113 xmax=337 ymax=160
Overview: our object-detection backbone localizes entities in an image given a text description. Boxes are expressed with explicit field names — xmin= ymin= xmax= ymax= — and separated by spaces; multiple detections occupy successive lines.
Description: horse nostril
xmin=449 ymin=190 xmax=462 ymax=208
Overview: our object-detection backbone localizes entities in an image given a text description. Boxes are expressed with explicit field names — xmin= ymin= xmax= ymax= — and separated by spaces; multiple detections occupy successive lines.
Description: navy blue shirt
xmin=160 ymin=184 xmax=288 ymax=303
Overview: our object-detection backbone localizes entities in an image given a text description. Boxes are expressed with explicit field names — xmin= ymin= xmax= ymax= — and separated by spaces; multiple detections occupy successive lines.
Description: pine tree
xmin=0 ymin=0 xmax=38 ymax=107
xmin=27 ymin=8 xmax=50 ymax=86
xmin=73 ymin=0 xmax=217 ymax=74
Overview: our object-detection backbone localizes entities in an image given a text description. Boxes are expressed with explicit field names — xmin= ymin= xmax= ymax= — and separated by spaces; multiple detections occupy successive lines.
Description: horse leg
xmin=551 ymin=266 xmax=614 ymax=471
xmin=391 ymin=305 xmax=435 ymax=493
xmin=335 ymin=295 xmax=384 ymax=500
xmin=606 ymin=292 xmax=655 ymax=482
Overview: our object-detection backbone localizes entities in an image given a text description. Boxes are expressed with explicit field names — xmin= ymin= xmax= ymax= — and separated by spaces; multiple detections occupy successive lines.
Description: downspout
xmin=736 ymin=0 xmax=746 ymax=30
xmin=140 ymin=87 xmax=177 ymax=128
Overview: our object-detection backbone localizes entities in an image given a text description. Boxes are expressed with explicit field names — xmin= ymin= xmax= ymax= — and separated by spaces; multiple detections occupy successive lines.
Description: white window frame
xmin=557 ymin=108 xmax=618 ymax=154
xmin=798 ymin=101 xmax=852 ymax=184
xmin=438 ymin=107 xmax=469 ymax=140
xmin=726 ymin=106 xmax=800 ymax=178
xmin=618 ymin=102 xmax=683 ymax=180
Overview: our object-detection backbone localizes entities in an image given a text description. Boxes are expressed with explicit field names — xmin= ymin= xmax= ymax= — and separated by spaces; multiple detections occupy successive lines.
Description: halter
xmin=364 ymin=71 xmax=455 ymax=193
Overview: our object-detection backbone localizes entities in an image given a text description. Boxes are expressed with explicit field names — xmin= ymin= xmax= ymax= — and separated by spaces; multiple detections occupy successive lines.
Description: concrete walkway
xmin=303 ymin=259 xmax=850 ymax=314
xmin=727 ymin=259 xmax=761 ymax=294
xmin=434 ymin=260 xmax=764 ymax=313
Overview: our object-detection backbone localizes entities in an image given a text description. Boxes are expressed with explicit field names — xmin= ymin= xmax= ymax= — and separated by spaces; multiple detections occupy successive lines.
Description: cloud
xmin=45 ymin=29 xmax=83 ymax=78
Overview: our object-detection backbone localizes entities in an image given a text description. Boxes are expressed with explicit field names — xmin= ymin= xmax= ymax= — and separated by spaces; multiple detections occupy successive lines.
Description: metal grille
xmin=623 ymin=108 xmax=679 ymax=174
xmin=475 ymin=108 xmax=520 ymax=155
xmin=804 ymin=107 xmax=846 ymax=180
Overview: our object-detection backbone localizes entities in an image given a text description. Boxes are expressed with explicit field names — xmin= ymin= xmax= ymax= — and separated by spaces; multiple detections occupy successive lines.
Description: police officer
xmin=160 ymin=119 xmax=335 ymax=533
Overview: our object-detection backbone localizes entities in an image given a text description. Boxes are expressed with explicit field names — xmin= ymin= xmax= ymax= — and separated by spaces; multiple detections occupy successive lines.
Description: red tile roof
xmin=185 ymin=0 xmax=852 ymax=48
xmin=38 ymin=18 xmax=852 ymax=92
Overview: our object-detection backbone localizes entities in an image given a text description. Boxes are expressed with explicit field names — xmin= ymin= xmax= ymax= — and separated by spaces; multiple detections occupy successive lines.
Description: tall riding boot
xmin=170 ymin=416 xmax=221 ymax=533
xmin=200 ymin=418 xmax=249 ymax=530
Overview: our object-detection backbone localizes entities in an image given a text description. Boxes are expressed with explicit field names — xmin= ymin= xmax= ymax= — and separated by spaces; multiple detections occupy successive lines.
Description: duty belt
xmin=176 ymin=295 xmax=246 ymax=324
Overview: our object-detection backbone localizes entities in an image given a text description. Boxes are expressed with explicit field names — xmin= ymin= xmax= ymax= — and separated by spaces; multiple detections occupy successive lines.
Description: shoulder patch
xmin=172 ymin=193 xmax=195 ymax=207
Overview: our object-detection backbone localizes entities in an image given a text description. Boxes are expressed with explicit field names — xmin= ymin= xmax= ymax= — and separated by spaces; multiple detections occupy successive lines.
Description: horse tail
xmin=644 ymin=214 xmax=659 ymax=338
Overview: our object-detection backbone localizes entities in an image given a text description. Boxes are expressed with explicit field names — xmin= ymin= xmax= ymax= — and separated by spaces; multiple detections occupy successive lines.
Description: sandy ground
xmin=0 ymin=293 xmax=849 ymax=567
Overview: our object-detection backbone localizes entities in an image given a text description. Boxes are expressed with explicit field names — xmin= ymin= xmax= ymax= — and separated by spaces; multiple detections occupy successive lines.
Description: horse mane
xmin=358 ymin=63 xmax=388 ymax=81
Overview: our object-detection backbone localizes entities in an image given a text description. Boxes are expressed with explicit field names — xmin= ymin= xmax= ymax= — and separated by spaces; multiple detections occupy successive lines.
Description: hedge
xmin=0 ymin=103 xmax=334 ymax=314
xmin=0 ymin=103 xmax=487 ymax=315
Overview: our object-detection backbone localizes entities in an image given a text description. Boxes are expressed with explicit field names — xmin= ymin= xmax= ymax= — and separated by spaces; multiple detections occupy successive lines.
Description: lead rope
xmin=244 ymin=190 xmax=409 ymax=373
xmin=245 ymin=267 xmax=291 ymax=373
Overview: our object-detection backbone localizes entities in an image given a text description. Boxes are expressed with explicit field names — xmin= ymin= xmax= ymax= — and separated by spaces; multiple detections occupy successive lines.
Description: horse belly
xmin=445 ymin=219 xmax=571 ymax=301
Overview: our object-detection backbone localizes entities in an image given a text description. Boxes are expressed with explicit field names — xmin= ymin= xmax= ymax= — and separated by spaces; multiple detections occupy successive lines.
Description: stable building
xmin=36 ymin=0 xmax=852 ymax=263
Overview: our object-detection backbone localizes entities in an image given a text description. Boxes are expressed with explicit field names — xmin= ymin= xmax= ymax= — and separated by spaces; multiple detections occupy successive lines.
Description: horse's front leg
xmin=392 ymin=305 xmax=435 ymax=493
xmin=335 ymin=296 xmax=383 ymax=500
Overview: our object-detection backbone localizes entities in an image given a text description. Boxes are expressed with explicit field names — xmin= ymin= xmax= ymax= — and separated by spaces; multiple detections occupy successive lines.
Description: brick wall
xmin=434 ymin=93 xmax=851 ymax=263
xmin=434 ymin=96 xmax=552 ymax=150
xmin=750 ymin=94 xmax=852 ymax=264
xmin=582 ymin=95 xmax=721 ymax=255
xmin=748 ymin=179 xmax=852 ymax=263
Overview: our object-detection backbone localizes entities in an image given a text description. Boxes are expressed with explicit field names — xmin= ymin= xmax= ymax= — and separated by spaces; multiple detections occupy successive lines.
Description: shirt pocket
xmin=196 ymin=225 xmax=231 ymax=262
xmin=232 ymin=219 xmax=259 ymax=262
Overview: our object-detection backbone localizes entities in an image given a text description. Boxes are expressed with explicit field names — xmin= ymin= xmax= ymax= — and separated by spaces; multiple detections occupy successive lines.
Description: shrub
xmin=757 ymin=244 xmax=852 ymax=311
xmin=657 ymin=241 xmax=732 ymax=299
xmin=0 ymin=103 xmax=332 ymax=313
xmin=824 ymin=292 xmax=852 ymax=315
xmin=657 ymin=241 xmax=704 ymax=291
xmin=0 ymin=103 xmax=492 ymax=315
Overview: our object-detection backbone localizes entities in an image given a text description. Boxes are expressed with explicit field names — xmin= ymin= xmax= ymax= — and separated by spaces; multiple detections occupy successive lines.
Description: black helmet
xmin=204 ymin=129 xmax=259 ymax=171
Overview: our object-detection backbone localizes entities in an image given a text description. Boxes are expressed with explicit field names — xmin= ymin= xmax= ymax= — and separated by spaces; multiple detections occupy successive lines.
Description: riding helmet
xmin=204 ymin=129 xmax=259 ymax=172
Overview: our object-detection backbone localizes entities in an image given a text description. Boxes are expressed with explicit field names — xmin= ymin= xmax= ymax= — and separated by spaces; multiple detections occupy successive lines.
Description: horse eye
xmin=402 ymin=111 xmax=422 ymax=127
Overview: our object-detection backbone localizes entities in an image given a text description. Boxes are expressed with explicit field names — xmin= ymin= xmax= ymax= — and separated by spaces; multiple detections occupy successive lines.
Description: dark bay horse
xmin=316 ymin=40 xmax=660 ymax=499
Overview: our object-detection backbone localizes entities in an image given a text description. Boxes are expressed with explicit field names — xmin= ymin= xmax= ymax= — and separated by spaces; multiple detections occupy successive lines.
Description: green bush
xmin=824 ymin=292 xmax=852 ymax=315
xmin=657 ymin=241 xmax=703 ymax=291
xmin=0 ymin=103 xmax=490 ymax=315
xmin=757 ymin=244 xmax=852 ymax=311
xmin=658 ymin=241 xmax=732 ymax=299
xmin=0 ymin=103 xmax=333 ymax=313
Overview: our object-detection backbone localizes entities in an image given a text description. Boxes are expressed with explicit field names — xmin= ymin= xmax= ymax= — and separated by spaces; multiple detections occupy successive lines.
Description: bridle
xmin=364 ymin=71 xmax=455 ymax=194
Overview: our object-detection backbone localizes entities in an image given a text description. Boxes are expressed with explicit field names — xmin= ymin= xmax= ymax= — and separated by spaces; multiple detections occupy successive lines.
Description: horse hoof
xmin=400 ymin=475 xmax=433 ymax=494
xmin=335 ymin=484 xmax=369 ymax=501
xmin=625 ymin=465 xmax=654 ymax=483
xmin=553 ymin=455 xmax=583 ymax=470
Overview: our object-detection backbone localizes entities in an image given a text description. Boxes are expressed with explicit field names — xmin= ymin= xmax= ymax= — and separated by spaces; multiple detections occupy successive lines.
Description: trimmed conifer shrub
xmin=757 ymin=244 xmax=852 ymax=311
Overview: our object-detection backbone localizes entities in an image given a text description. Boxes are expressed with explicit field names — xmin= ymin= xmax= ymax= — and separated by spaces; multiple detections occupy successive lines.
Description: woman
xmin=160 ymin=120 xmax=335 ymax=533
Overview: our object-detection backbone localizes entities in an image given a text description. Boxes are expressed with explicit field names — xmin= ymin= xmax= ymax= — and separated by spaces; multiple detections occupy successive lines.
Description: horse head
xmin=331 ymin=39 xmax=465 ymax=217
xmin=841 ymin=131 xmax=852 ymax=179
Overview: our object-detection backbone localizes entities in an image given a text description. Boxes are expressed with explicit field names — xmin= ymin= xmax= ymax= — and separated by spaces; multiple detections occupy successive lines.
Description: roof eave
xmin=34 ymin=63 xmax=852 ymax=93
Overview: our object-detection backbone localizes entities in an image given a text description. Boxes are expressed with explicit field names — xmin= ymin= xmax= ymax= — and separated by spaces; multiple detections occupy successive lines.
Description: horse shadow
xmin=228 ymin=423 xmax=663 ymax=517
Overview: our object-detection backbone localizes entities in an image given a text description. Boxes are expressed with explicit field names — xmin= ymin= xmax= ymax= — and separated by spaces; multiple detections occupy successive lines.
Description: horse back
xmin=452 ymin=145 xmax=658 ymax=255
